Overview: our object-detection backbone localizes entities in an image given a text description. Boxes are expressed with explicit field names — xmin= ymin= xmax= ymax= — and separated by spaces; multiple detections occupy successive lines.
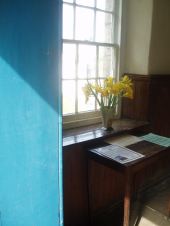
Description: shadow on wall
xmin=148 ymin=0 xmax=170 ymax=74
xmin=0 ymin=1 xmax=63 ymax=226
xmin=0 ymin=1 xmax=62 ymax=112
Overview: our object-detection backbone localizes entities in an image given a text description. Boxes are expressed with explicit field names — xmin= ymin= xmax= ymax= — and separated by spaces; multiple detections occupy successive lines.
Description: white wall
xmin=124 ymin=0 xmax=153 ymax=74
xmin=149 ymin=0 xmax=170 ymax=74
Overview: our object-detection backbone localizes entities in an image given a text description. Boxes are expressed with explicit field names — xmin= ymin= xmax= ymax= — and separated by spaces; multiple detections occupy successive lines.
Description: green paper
xmin=141 ymin=133 xmax=170 ymax=147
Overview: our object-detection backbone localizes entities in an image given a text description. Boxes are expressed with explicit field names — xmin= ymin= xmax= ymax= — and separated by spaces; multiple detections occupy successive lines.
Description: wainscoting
xmin=63 ymin=74 xmax=170 ymax=226
xmin=122 ymin=74 xmax=170 ymax=136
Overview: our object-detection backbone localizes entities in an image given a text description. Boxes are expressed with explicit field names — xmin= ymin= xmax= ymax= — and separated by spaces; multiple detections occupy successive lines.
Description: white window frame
xmin=62 ymin=0 xmax=123 ymax=129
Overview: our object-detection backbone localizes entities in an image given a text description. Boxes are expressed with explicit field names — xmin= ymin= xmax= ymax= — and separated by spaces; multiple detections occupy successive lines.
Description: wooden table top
xmin=88 ymin=140 xmax=170 ymax=172
xmin=63 ymin=119 xmax=149 ymax=147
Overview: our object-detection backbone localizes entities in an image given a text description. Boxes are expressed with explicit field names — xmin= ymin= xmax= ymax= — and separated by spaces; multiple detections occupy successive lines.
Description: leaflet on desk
xmin=141 ymin=133 xmax=170 ymax=147
xmin=105 ymin=134 xmax=142 ymax=147
xmin=104 ymin=133 xmax=170 ymax=148
xmin=91 ymin=144 xmax=145 ymax=164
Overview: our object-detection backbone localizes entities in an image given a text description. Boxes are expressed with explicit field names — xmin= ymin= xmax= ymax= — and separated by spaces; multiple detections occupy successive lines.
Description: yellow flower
xmin=104 ymin=76 xmax=113 ymax=88
xmin=111 ymin=83 xmax=122 ymax=95
xmin=82 ymin=75 xmax=133 ymax=108
xmin=82 ymin=84 xmax=92 ymax=103
xmin=101 ymin=88 xmax=109 ymax=97
xmin=93 ymin=84 xmax=102 ymax=93
xmin=121 ymin=75 xmax=133 ymax=86
xmin=123 ymin=86 xmax=133 ymax=99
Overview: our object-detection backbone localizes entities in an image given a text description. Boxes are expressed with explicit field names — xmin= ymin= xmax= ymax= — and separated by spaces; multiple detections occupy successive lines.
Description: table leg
xmin=123 ymin=169 xmax=132 ymax=226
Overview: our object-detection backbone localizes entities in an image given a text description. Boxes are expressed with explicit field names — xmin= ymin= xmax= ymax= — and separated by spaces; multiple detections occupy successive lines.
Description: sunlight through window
xmin=62 ymin=0 xmax=122 ymax=128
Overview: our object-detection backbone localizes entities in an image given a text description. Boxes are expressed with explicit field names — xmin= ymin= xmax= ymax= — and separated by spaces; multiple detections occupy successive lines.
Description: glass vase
xmin=101 ymin=107 xmax=115 ymax=131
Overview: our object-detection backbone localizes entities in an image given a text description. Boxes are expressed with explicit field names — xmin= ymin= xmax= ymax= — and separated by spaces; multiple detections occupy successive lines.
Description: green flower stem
xmin=101 ymin=95 xmax=104 ymax=108
xmin=87 ymin=81 xmax=101 ymax=106
xmin=108 ymin=94 xmax=113 ymax=108
xmin=110 ymin=95 xmax=118 ymax=108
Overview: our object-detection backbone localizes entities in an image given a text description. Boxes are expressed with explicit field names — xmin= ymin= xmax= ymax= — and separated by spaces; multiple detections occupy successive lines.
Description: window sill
xmin=63 ymin=118 xmax=149 ymax=147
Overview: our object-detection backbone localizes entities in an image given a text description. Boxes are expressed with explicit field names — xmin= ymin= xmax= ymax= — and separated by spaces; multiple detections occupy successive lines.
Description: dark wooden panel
xmin=133 ymin=149 xmax=170 ymax=192
xmin=122 ymin=74 xmax=170 ymax=136
xmin=149 ymin=75 xmax=170 ymax=136
xmin=63 ymin=144 xmax=89 ymax=226
xmin=63 ymin=121 xmax=149 ymax=226
xmin=122 ymin=74 xmax=150 ymax=121
xmin=63 ymin=73 xmax=170 ymax=225
xmin=88 ymin=160 xmax=125 ymax=213
xmin=88 ymin=143 xmax=170 ymax=226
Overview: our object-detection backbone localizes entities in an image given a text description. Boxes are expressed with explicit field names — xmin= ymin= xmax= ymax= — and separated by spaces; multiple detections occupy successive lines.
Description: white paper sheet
xmin=91 ymin=144 xmax=145 ymax=164
xmin=105 ymin=134 xmax=142 ymax=147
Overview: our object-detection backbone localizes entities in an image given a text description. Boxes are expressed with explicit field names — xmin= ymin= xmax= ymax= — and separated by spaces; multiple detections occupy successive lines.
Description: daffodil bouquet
xmin=82 ymin=75 xmax=133 ymax=110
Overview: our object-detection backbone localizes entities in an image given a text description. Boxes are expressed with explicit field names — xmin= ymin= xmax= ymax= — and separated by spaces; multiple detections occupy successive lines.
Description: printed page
xmin=105 ymin=134 xmax=142 ymax=147
xmin=91 ymin=144 xmax=145 ymax=164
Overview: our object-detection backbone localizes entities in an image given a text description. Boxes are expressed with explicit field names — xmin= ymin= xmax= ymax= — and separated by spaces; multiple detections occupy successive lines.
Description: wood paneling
xmin=63 ymin=74 xmax=170 ymax=226
xmin=63 ymin=120 xmax=149 ymax=226
xmin=63 ymin=144 xmax=89 ymax=226
xmin=88 ymin=144 xmax=170 ymax=226
xmin=122 ymin=74 xmax=150 ymax=121
xmin=88 ymin=160 xmax=124 ymax=213
xmin=149 ymin=75 xmax=170 ymax=136
xmin=122 ymin=74 xmax=170 ymax=136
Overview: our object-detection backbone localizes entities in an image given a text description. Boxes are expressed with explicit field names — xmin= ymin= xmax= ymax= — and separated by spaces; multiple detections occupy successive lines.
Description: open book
xmin=90 ymin=144 xmax=145 ymax=164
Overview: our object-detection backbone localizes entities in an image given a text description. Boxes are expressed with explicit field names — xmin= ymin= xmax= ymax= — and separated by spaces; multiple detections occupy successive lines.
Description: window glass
xmin=62 ymin=0 xmax=122 ymax=127
xmin=96 ymin=12 xmax=113 ymax=43
xmin=63 ymin=0 xmax=74 ymax=3
xmin=78 ymin=80 xmax=95 ymax=112
xmin=75 ymin=7 xmax=94 ymax=41
xmin=62 ymin=44 xmax=76 ymax=79
xmin=96 ymin=0 xmax=114 ymax=12
xmin=63 ymin=4 xmax=74 ymax=39
xmin=76 ymin=0 xmax=95 ymax=7
xmin=98 ymin=46 xmax=116 ymax=77
xmin=78 ymin=45 xmax=96 ymax=79
xmin=62 ymin=80 xmax=76 ymax=114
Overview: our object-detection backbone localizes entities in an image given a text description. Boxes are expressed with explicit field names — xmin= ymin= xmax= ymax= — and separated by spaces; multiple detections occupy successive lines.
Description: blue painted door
xmin=0 ymin=1 xmax=63 ymax=226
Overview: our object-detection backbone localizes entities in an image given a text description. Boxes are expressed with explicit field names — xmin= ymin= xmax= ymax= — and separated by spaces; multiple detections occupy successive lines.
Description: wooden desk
xmin=63 ymin=119 xmax=149 ymax=226
xmin=88 ymin=140 xmax=170 ymax=226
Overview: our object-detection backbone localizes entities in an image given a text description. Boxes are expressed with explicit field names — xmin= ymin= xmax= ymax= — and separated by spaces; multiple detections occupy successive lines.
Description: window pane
xmin=96 ymin=12 xmax=113 ymax=43
xmin=78 ymin=80 xmax=95 ymax=112
xmin=63 ymin=0 xmax=73 ymax=3
xmin=76 ymin=0 xmax=94 ymax=7
xmin=75 ymin=7 xmax=94 ymax=41
xmin=62 ymin=0 xmax=121 ymax=124
xmin=96 ymin=79 xmax=105 ymax=109
xmin=62 ymin=80 xmax=76 ymax=115
xmin=98 ymin=46 xmax=116 ymax=77
xmin=78 ymin=45 xmax=96 ymax=78
xmin=63 ymin=4 xmax=74 ymax=39
xmin=96 ymin=0 xmax=114 ymax=12
xmin=62 ymin=44 xmax=76 ymax=79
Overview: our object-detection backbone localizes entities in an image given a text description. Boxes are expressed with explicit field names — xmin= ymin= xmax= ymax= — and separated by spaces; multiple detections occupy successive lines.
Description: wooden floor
xmin=87 ymin=177 xmax=170 ymax=226
xmin=130 ymin=177 xmax=170 ymax=226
